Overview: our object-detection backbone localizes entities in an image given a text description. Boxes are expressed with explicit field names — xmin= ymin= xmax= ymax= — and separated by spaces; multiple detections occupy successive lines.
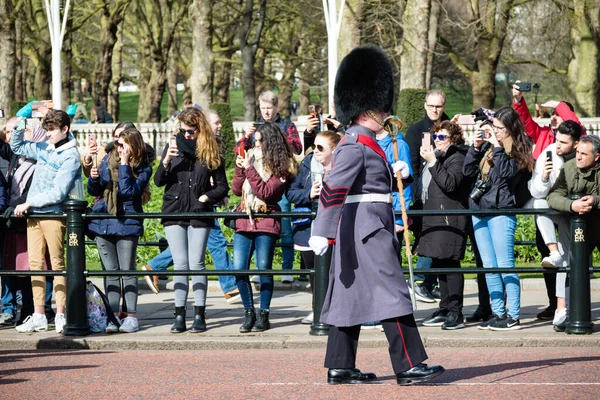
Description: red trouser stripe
xmin=396 ymin=317 xmax=413 ymax=369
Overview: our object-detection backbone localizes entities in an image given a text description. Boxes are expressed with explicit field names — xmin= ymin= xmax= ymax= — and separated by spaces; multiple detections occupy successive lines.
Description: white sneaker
xmin=250 ymin=275 xmax=260 ymax=284
xmin=55 ymin=313 xmax=66 ymax=334
xmin=15 ymin=313 xmax=48 ymax=333
xmin=301 ymin=312 xmax=314 ymax=325
xmin=541 ymin=251 xmax=563 ymax=269
xmin=553 ymin=308 xmax=567 ymax=326
xmin=119 ymin=316 xmax=139 ymax=333
xmin=281 ymin=275 xmax=294 ymax=284
xmin=105 ymin=316 xmax=121 ymax=334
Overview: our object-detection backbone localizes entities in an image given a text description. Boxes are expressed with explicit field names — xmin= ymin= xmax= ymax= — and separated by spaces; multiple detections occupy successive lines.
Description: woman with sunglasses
xmin=232 ymin=122 xmax=298 ymax=333
xmin=154 ymin=108 xmax=229 ymax=333
xmin=87 ymin=128 xmax=154 ymax=333
xmin=286 ymin=130 xmax=341 ymax=324
xmin=463 ymin=107 xmax=534 ymax=331
xmin=417 ymin=121 xmax=472 ymax=330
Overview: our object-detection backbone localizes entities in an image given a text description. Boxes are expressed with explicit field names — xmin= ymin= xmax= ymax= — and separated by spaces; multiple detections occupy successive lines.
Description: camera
xmin=470 ymin=179 xmax=491 ymax=202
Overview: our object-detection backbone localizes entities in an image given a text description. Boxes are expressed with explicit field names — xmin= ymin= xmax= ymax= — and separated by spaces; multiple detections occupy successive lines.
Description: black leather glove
xmin=3 ymin=206 xmax=15 ymax=228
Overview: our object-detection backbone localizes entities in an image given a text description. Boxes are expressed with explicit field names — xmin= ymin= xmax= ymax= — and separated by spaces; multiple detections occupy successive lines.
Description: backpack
xmin=86 ymin=281 xmax=120 ymax=332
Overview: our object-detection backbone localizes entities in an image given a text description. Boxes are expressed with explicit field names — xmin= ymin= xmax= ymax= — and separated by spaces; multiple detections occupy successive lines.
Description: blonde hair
xmin=178 ymin=108 xmax=222 ymax=170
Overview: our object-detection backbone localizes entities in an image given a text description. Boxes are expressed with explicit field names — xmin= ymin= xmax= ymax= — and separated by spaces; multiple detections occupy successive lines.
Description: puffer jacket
xmin=10 ymin=124 xmax=83 ymax=214
xmin=86 ymin=149 xmax=154 ymax=238
xmin=286 ymin=154 xmax=315 ymax=247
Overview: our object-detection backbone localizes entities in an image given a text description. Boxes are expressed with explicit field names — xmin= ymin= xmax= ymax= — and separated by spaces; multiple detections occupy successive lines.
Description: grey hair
xmin=425 ymin=89 xmax=446 ymax=104
xmin=579 ymin=134 xmax=600 ymax=155
xmin=258 ymin=91 xmax=278 ymax=106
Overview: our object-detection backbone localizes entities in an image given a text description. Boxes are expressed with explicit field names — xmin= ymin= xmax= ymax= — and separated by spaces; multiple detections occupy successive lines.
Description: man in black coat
xmin=405 ymin=89 xmax=450 ymax=302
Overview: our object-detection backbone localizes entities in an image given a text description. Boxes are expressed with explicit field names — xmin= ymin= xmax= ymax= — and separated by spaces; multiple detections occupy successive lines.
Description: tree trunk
xmin=190 ymin=0 xmax=213 ymax=108
xmin=278 ymin=64 xmax=294 ymax=120
xmin=298 ymin=75 xmax=310 ymax=115
xmin=14 ymin=17 xmax=24 ymax=102
xmin=214 ymin=51 xmax=233 ymax=103
xmin=138 ymin=63 xmax=168 ymax=123
xmin=167 ymin=50 xmax=178 ymax=117
xmin=99 ymin=13 xmax=118 ymax=109
xmin=567 ymin=0 xmax=599 ymax=116
xmin=425 ymin=0 xmax=440 ymax=89
xmin=108 ymin=24 xmax=124 ymax=121
xmin=254 ymin=47 xmax=267 ymax=99
xmin=470 ymin=67 xmax=497 ymax=110
xmin=239 ymin=0 xmax=266 ymax=122
xmin=0 ymin=0 xmax=15 ymax=113
xmin=400 ymin=0 xmax=430 ymax=90
xmin=34 ymin=46 xmax=52 ymax=100
xmin=338 ymin=0 xmax=364 ymax=58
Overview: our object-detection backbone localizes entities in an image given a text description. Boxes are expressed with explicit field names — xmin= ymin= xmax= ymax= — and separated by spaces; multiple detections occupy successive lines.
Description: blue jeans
xmin=147 ymin=220 xmax=236 ymax=294
xmin=472 ymin=215 xmax=520 ymax=319
xmin=278 ymin=194 xmax=294 ymax=271
xmin=233 ymin=232 xmax=277 ymax=310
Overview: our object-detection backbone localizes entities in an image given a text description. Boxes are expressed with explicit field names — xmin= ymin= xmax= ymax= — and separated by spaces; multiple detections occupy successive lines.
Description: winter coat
xmin=513 ymin=97 xmax=584 ymax=160
xmin=286 ymin=154 xmax=316 ymax=247
xmin=547 ymin=158 xmax=600 ymax=212
xmin=11 ymin=126 xmax=83 ymax=214
xmin=416 ymin=145 xmax=471 ymax=260
xmin=312 ymin=124 xmax=413 ymax=327
xmin=154 ymin=144 xmax=229 ymax=228
xmin=86 ymin=149 xmax=154 ymax=238
xmin=462 ymin=142 xmax=520 ymax=210
xmin=231 ymin=164 xmax=288 ymax=235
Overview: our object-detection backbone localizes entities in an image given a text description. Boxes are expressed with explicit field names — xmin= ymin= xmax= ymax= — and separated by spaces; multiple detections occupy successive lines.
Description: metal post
xmin=310 ymin=245 xmax=331 ymax=336
xmin=63 ymin=199 xmax=90 ymax=336
xmin=566 ymin=213 xmax=594 ymax=334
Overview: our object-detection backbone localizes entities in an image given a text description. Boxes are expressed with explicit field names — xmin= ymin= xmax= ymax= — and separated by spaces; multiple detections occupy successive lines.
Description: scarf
xmin=479 ymin=136 xmax=513 ymax=180
xmin=176 ymin=132 xmax=197 ymax=161
xmin=241 ymin=148 xmax=275 ymax=225
xmin=103 ymin=150 xmax=122 ymax=215
xmin=420 ymin=148 xmax=448 ymax=203
xmin=10 ymin=159 xmax=36 ymax=205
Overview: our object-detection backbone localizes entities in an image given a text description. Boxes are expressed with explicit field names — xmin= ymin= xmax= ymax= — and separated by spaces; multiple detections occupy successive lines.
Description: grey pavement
xmin=1 ymin=277 xmax=599 ymax=350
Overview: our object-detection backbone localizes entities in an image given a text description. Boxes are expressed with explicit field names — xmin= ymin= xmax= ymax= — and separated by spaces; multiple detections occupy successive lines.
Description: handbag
xmin=223 ymin=203 xmax=240 ymax=230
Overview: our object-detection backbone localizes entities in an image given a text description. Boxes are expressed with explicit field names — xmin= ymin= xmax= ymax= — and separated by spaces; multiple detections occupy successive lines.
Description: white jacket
xmin=527 ymin=143 xmax=565 ymax=199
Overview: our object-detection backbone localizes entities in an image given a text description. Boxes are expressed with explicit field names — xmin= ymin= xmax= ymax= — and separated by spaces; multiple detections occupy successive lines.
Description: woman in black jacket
xmin=417 ymin=121 xmax=472 ymax=330
xmin=154 ymin=108 xmax=229 ymax=333
xmin=462 ymin=107 xmax=534 ymax=332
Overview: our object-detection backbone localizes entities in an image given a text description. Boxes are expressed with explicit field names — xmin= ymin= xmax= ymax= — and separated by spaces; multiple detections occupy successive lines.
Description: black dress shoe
xmin=327 ymin=368 xmax=377 ymax=384
xmin=465 ymin=306 xmax=493 ymax=323
xmin=537 ymin=306 xmax=556 ymax=320
xmin=396 ymin=363 xmax=445 ymax=385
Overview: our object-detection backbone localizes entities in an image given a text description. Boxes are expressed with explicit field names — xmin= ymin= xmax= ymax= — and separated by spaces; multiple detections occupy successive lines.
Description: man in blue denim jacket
xmin=11 ymin=110 xmax=83 ymax=334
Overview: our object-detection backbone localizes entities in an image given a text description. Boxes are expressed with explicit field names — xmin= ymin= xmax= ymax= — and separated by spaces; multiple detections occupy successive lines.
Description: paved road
xmin=1 ymin=347 xmax=599 ymax=399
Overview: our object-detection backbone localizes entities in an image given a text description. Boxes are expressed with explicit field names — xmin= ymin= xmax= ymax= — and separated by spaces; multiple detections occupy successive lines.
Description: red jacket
xmin=232 ymin=165 xmax=287 ymax=235
xmin=513 ymin=97 xmax=584 ymax=160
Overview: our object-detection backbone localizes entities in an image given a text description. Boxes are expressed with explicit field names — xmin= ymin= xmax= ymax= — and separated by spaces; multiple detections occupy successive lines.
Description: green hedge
xmin=10 ymin=101 xmax=29 ymax=116
xmin=396 ymin=89 xmax=427 ymax=129
xmin=211 ymin=102 xmax=236 ymax=168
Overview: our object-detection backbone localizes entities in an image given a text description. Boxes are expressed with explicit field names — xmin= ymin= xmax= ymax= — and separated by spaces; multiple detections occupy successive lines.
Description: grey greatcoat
xmin=312 ymin=124 xmax=413 ymax=327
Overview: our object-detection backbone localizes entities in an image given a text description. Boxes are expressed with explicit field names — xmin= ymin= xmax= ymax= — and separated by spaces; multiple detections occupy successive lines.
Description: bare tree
xmin=438 ymin=0 xmax=515 ymax=109
xmin=190 ymin=0 xmax=213 ymax=108
xmin=239 ymin=0 xmax=267 ymax=121
xmin=0 ymin=0 xmax=16 ymax=113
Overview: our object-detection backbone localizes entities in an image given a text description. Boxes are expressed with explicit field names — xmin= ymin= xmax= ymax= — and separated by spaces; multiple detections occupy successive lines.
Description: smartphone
xmin=308 ymin=105 xmax=316 ymax=117
xmin=517 ymin=81 xmax=532 ymax=92
xmin=237 ymin=142 xmax=246 ymax=158
xmin=252 ymin=121 xmax=264 ymax=128
xmin=88 ymin=133 xmax=97 ymax=146
xmin=457 ymin=114 xmax=476 ymax=125
xmin=546 ymin=150 xmax=553 ymax=161
xmin=422 ymin=132 xmax=431 ymax=149
xmin=169 ymin=135 xmax=177 ymax=148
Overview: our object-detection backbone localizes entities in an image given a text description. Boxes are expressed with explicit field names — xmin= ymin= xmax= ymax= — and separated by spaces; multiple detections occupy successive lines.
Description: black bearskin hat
xmin=334 ymin=45 xmax=394 ymax=125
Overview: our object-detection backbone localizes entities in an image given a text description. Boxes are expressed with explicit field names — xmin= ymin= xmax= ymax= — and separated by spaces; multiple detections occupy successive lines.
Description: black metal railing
xmin=0 ymin=201 xmax=596 ymax=336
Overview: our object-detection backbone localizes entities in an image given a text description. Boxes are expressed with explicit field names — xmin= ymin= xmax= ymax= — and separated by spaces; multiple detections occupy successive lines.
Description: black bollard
xmin=310 ymin=246 xmax=331 ymax=336
xmin=63 ymin=199 xmax=91 ymax=336
xmin=566 ymin=213 xmax=594 ymax=334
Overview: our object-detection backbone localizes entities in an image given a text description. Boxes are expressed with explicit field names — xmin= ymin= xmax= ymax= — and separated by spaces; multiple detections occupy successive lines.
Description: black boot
xmin=189 ymin=306 xmax=206 ymax=333
xmin=239 ymin=308 xmax=256 ymax=333
xmin=170 ymin=306 xmax=187 ymax=333
xmin=252 ymin=309 xmax=270 ymax=332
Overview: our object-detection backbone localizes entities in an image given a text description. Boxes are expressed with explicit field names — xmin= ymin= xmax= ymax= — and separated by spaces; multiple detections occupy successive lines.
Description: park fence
xmin=0 ymin=202 xmax=597 ymax=337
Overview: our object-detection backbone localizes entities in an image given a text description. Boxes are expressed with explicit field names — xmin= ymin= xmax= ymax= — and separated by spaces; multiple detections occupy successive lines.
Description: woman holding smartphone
xmin=154 ymin=108 xmax=229 ymax=333
xmin=82 ymin=121 xmax=136 ymax=178
xmin=462 ymin=107 xmax=534 ymax=331
xmin=232 ymin=122 xmax=298 ymax=333
xmin=286 ymin=131 xmax=341 ymax=324
xmin=87 ymin=128 xmax=154 ymax=333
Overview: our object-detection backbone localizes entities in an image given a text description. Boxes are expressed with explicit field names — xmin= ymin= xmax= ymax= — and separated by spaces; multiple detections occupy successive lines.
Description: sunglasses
xmin=432 ymin=134 xmax=448 ymax=141
xmin=179 ymin=128 xmax=196 ymax=136
xmin=315 ymin=144 xmax=330 ymax=152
